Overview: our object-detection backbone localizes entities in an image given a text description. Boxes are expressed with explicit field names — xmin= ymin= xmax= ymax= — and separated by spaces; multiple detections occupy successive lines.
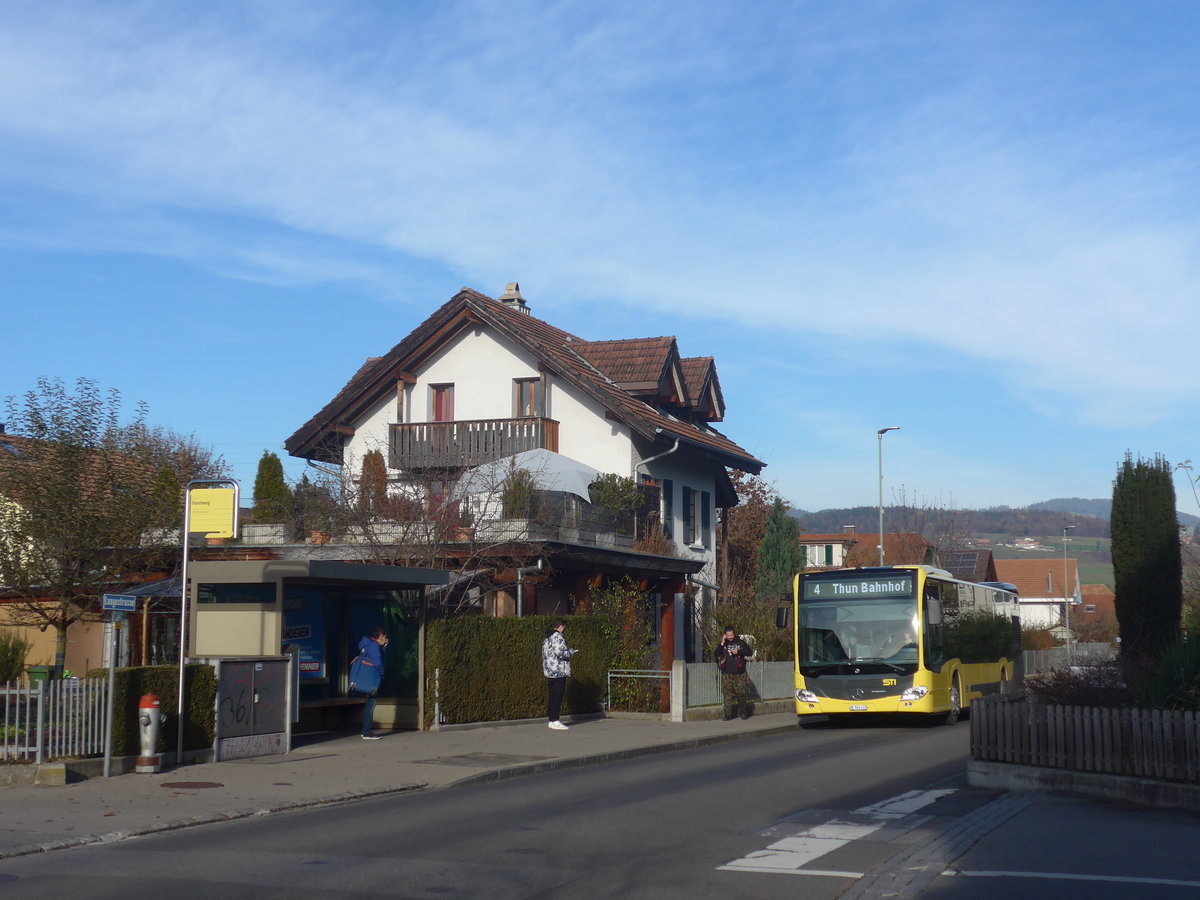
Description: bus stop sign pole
xmin=176 ymin=479 xmax=239 ymax=767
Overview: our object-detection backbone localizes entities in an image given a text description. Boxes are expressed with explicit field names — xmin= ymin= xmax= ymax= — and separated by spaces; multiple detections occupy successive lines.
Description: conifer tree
xmin=358 ymin=449 xmax=389 ymax=516
xmin=755 ymin=497 xmax=800 ymax=603
xmin=252 ymin=450 xmax=292 ymax=523
xmin=1111 ymin=453 xmax=1182 ymax=676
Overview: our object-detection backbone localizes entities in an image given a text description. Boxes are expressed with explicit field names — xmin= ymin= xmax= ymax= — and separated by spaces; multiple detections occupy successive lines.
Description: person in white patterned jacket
xmin=541 ymin=618 xmax=577 ymax=731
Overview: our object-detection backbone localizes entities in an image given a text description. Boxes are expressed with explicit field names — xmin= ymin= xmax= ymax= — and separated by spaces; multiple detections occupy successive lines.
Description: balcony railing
xmin=389 ymin=418 xmax=559 ymax=470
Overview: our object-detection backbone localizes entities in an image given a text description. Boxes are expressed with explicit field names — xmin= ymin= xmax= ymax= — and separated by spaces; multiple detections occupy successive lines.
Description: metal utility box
xmin=201 ymin=655 xmax=293 ymax=761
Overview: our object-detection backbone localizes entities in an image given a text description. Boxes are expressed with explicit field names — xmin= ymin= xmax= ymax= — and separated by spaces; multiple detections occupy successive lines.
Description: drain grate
xmin=158 ymin=781 xmax=224 ymax=789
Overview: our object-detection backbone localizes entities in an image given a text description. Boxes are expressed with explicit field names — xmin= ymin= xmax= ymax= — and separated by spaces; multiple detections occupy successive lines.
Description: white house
xmin=285 ymin=284 xmax=765 ymax=662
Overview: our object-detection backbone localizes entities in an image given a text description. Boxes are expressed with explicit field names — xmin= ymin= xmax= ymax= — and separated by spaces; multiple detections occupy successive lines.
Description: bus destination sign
xmin=803 ymin=573 xmax=914 ymax=601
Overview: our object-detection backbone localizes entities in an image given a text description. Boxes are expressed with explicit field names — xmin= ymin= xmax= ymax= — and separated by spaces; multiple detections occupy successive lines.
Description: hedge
xmin=425 ymin=616 xmax=609 ymax=727
xmin=84 ymin=664 xmax=217 ymax=757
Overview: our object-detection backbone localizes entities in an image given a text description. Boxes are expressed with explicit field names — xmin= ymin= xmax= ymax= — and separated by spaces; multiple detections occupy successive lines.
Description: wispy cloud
xmin=2 ymin=0 xmax=1198 ymax=471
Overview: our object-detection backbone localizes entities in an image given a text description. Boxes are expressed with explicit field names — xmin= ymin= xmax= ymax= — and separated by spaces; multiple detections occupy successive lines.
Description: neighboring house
xmin=993 ymin=558 xmax=1081 ymax=632
xmin=284 ymin=283 xmax=765 ymax=664
xmin=797 ymin=526 xmax=934 ymax=570
xmin=1075 ymin=583 xmax=1118 ymax=643
xmin=943 ymin=548 xmax=999 ymax=583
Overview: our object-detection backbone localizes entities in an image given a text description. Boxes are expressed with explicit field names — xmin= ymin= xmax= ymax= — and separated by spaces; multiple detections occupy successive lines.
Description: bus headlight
xmin=900 ymin=685 xmax=928 ymax=701
xmin=796 ymin=689 xmax=819 ymax=703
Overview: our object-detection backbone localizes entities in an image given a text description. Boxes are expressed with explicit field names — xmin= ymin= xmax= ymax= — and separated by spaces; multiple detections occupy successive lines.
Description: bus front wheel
xmin=943 ymin=679 xmax=962 ymax=725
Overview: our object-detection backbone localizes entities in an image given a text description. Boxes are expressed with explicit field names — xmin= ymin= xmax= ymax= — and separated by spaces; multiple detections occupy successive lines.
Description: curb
xmin=446 ymin=721 xmax=799 ymax=788
xmin=0 ymin=721 xmax=798 ymax=860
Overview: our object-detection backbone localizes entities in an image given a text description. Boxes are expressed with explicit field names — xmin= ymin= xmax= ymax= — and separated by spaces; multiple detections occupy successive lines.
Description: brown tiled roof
xmin=993 ymin=558 xmax=1079 ymax=599
xmin=284 ymin=288 xmax=764 ymax=473
xmin=679 ymin=356 xmax=723 ymax=420
xmin=576 ymin=337 xmax=677 ymax=388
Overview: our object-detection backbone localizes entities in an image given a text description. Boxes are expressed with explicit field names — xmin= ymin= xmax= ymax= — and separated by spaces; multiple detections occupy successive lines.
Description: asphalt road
xmin=2 ymin=720 xmax=1197 ymax=899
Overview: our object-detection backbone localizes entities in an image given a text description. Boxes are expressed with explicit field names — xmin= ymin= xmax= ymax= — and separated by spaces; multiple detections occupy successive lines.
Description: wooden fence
xmin=971 ymin=694 xmax=1200 ymax=784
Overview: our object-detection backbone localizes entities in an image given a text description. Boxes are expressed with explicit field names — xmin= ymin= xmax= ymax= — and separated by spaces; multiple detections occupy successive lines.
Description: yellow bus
xmin=782 ymin=565 xmax=1020 ymax=725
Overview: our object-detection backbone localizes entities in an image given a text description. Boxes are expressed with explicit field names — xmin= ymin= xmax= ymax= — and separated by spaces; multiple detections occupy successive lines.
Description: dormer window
xmin=514 ymin=377 xmax=543 ymax=417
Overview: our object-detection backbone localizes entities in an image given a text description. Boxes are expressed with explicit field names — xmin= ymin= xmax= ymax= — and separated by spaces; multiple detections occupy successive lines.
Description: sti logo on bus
xmin=804 ymin=575 xmax=914 ymax=600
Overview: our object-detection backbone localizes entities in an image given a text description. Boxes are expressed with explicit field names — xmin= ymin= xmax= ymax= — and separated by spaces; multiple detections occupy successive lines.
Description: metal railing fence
xmin=1023 ymin=643 xmax=1116 ymax=674
xmin=685 ymin=661 xmax=794 ymax=708
xmin=1 ymin=677 xmax=110 ymax=763
xmin=606 ymin=669 xmax=671 ymax=713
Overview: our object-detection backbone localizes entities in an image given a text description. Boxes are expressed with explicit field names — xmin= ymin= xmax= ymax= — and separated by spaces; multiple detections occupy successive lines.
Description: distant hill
xmin=790 ymin=498 xmax=1200 ymax=534
xmin=790 ymin=506 xmax=1111 ymax=538
xmin=1026 ymin=497 xmax=1200 ymax=528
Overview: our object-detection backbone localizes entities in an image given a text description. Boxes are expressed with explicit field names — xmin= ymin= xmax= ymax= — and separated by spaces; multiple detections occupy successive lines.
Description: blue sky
xmin=3 ymin=1 xmax=1199 ymax=515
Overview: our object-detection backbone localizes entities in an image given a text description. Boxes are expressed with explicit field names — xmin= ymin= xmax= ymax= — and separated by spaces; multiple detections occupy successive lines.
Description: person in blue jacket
xmin=351 ymin=628 xmax=388 ymax=740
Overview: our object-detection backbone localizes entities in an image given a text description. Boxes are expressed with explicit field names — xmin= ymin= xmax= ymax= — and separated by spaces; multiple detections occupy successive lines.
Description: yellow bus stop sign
xmin=188 ymin=487 xmax=238 ymax=538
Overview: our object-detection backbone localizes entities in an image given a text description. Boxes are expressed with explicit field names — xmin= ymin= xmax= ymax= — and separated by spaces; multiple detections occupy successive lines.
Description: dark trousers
xmin=359 ymin=692 xmax=377 ymax=735
xmin=547 ymin=676 xmax=567 ymax=722
xmin=722 ymin=672 xmax=751 ymax=717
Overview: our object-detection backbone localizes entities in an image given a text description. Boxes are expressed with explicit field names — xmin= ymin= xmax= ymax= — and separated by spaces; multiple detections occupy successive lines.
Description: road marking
xmin=944 ymin=870 xmax=1200 ymax=889
xmin=719 ymin=789 xmax=956 ymax=877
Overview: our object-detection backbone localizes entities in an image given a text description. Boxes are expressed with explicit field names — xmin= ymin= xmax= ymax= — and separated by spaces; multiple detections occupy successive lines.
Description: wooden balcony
xmin=389 ymin=417 xmax=559 ymax=470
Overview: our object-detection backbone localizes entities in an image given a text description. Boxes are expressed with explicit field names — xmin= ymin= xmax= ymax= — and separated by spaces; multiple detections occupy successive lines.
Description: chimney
xmin=843 ymin=525 xmax=855 ymax=534
xmin=498 ymin=282 xmax=531 ymax=314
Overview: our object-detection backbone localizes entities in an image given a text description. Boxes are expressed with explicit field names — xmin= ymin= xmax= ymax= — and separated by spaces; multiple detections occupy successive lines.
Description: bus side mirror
xmin=775 ymin=606 xmax=790 ymax=629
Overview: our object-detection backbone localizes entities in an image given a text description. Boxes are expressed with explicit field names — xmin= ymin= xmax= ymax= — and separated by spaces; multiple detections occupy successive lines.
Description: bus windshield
xmin=798 ymin=597 xmax=918 ymax=665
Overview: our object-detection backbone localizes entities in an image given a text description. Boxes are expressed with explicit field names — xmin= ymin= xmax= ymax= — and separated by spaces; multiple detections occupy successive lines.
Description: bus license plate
xmin=849 ymin=704 xmax=868 ymax=711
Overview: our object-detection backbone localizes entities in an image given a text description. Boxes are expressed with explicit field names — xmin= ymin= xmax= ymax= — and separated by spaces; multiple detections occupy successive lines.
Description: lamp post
xmin=1063 ymin=524 xmax=1076 ymax=665
xmin=877 ymin=427 xmax=900 ymax=565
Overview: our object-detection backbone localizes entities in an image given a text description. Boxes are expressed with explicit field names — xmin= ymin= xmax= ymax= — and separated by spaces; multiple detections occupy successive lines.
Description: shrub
xmin=1129 ymin=639 xmax=1200 ymax=711
xmin=424 ymin=616 xmax=608 ymax=727
xmin=0 ymin=629 xmax=33 ymax=682
xmin=84 ymin=664 xmax=216 ymax=756
xmin=1023 ymin=662 xmax=1129 ymax=708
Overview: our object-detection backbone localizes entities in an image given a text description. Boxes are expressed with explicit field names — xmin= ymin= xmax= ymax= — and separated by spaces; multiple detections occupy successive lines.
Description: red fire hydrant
xmin=136 ymin=694 xmax=163 ymax=773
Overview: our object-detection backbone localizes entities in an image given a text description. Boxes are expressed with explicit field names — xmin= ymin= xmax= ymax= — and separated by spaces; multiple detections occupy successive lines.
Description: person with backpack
xmin=349 ymin=628 xmax=388 ymax=740
xmin=715 ymin=625 xmax=755 ymax=720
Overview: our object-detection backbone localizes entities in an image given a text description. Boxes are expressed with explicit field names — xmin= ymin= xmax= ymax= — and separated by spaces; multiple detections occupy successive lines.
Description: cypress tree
xmin=359 ymin=449 xmax=388 ymax=516
xmin=755 ymin=497 xmax=800 ymax=602
xmin=252 ymin=450 xmax=292 ymax=523
xmin=1111 ymin=453 xmax=1182 ymax=677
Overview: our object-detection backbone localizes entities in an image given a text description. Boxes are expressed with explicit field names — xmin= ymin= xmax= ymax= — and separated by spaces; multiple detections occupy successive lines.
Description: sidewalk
xmin=0 ymin=712 xmax=797 ymax=859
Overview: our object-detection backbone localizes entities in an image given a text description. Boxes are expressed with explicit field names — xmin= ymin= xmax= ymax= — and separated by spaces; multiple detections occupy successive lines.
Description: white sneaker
xmin=548 ymin=721 xmax=569 ymax=730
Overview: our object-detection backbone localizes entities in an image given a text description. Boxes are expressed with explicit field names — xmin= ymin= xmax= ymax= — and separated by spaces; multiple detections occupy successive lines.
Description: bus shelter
xmin=187 ymin=560 xmax=448 ymax=732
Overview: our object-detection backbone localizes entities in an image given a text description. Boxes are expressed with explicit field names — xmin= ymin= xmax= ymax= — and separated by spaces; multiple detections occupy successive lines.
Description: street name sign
xmin=102 ymin=593 xmax=137 ymax=612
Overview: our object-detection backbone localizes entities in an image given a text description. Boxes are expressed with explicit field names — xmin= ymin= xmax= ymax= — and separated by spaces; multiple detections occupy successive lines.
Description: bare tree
xmin=890 ymin=485 xmax=973 ymax=566
xmin=0 ymin=378 xmax=204 ymax=669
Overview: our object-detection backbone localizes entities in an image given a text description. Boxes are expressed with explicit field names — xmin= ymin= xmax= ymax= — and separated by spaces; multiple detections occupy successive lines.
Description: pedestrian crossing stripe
xmin=718 ymin=789 xmax=956 ymax=877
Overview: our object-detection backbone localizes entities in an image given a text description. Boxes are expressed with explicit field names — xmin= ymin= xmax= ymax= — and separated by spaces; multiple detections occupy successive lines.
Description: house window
xmin=799 ymin=545 xmax=808 ymax=569
xmin=682 ymin=487 xmax=708 ymax=546
xmin=662 ymin=479 xmax=674 ymax=539
xmin=1084 ymin=604 xmax=1096 ymax=613
xmin=513 ymin=378 xmax=543 ymax=417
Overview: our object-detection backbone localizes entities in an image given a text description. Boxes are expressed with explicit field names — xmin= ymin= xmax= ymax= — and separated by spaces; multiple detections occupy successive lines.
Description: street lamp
xmin=877 ymin=427 xmax=900 ymax=566
xmin=1063 ymin=525 xmax=1076 ymax=665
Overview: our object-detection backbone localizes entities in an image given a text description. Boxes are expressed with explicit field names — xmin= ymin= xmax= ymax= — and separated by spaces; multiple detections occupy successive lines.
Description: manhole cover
xmin=159 ymin=781 xmax=224 ymax=789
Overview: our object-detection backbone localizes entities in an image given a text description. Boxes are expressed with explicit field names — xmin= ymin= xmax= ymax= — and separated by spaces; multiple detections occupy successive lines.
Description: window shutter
xmin=682 ymin=486 xmax=694 ymax=544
